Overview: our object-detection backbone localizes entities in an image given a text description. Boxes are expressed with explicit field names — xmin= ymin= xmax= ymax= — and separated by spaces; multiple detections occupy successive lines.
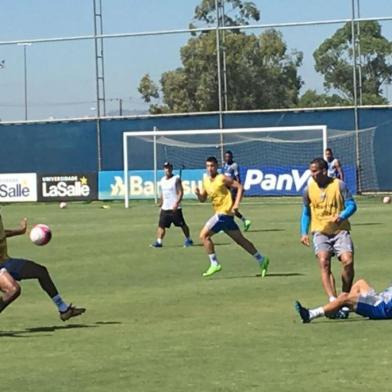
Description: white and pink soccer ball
xmin=383 ymin=196 xmax=391 ymax=204
xmin=30 ymin=224 xmax=52 ymax=246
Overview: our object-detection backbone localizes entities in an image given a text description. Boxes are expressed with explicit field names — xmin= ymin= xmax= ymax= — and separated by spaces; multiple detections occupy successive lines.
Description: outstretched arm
xmin=5 ymin=218 xmax=27 ymax=238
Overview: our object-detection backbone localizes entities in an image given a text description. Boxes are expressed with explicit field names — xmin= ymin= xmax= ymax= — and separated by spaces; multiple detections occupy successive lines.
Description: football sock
xmin=156 ymin=238 xmax=162 ymax=245
xmin=52 ymin=294 xmax=69 ymax=313
xmin=253 ymin=252 xmax=264 ymax=264
xmin=208 ymin=253 xmax=219 ymax=266
xmin=309 ymin=307 xmax=325 ymax=320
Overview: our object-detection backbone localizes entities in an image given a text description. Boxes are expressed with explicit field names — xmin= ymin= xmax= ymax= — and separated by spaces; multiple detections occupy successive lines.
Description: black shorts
xmin=159 ymin=209 xmax=186 ymax=228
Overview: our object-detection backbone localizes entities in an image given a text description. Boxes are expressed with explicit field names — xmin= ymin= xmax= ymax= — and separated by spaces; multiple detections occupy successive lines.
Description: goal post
xmin=122 ymin=125 xmax=328 ymax=208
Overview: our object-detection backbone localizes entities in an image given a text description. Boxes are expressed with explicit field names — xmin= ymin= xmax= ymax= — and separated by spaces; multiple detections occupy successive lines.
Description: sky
xmin=0 ymin=0 xmax=391 ymax=121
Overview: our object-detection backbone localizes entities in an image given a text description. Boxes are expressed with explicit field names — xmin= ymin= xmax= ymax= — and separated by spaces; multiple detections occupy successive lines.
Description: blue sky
xmin=0 ymin=0 xmax=391 ymax=121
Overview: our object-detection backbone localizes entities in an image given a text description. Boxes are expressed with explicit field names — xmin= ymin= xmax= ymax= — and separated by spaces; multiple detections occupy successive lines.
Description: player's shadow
xmin=0 ymin=321 xmax=122 ymax=338
xmin=248 ymin=228 xmax=285 ymax=233
xmin=216 ymin=272 xmax=304 ymax=280
xmin=352 ymin=222 xmax=383 ymax=226
xmin=163 ymin=242 xmax=232 ymax=248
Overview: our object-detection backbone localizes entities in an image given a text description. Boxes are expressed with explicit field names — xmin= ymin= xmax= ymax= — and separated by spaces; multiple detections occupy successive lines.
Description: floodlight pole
xmin=17 ymin=43 xmax=31 ymax=121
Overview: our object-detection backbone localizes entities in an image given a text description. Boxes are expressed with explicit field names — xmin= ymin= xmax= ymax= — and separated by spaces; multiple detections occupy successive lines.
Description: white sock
xmin=208 ymin=253 xmax=219 ymax=266
xmin=309 ymin=307 xmax=325 ymax=320
xmin=329 ymin=296 xmax=337 ymax=303
xmin=253 ymin=252 xmax=264 ymax=265
xmin=52 ymin=294 xmax=69 ymax=313
xmin=157 ymin=238 xmax=162 ymax=245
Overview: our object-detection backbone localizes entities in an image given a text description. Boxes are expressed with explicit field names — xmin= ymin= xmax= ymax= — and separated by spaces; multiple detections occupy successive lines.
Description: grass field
xmin=0 ymin=197 xmax=391 ymax=392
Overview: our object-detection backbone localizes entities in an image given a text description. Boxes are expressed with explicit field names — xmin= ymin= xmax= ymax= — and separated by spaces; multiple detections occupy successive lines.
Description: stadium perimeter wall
xmin=0 ymin=107 xmax=391 ymax=193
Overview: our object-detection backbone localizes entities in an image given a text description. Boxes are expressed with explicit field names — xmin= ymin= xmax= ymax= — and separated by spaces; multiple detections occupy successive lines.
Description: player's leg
xmin=335 ymin=231 xmax=355 ymax=293
xmin=0 ymin=268 xmax=21 ymax=313
xmin=224 ymin=228 xmax=269 ymax=278
xmin=316 ymin=251 xmax=337 ymax=299
xmin=152 ymin=210 xmax=169 ymax=248
xmin=17 ymin=259 xmax=86 ymax=321
xmin=199 ymin=216 xmax=222 ymax=277
xmin=173 ymin=210 xmax=193 ymax=247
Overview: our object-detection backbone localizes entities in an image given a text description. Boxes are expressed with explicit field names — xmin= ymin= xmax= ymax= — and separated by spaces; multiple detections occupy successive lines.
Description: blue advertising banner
xmin=99 ymin=165 xmax=357 ymax=200
xmin=98 ymin=170 xmax=204 ymax=200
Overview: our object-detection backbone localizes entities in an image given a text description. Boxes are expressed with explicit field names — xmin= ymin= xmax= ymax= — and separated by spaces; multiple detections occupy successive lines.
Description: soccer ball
xmin=30 ymin=224 xmax=52 ymax=246
xmin=59 ymin=202 xmax=67 ymax=209
xmin=383 ymin=196 xmax=391 ymax=204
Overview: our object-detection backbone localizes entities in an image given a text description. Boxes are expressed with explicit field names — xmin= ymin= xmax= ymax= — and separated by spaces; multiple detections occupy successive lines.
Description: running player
xmin=300 ymin=157 xmax=357 ymax=312
xmin=222 ymin=150 xmax=251 ymax=231
xmin=325 ymin=148 xmax=344 ymax=181
xmin=0 ymin=215 xmax=85 ymax=321
xmin=151 ymin=162 xmax=193 ymax=248
xmin=195 ymin=156 xmax=269 ymax=277
xmin=295 ymin=278 xmax=392 ymax=322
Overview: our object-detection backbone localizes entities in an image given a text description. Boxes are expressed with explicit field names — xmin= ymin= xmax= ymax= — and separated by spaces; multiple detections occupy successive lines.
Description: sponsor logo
xmin=0 ymin=173 xmax=37 ymax=202
xmin=38 ymin=173 xmax=97 ymax=201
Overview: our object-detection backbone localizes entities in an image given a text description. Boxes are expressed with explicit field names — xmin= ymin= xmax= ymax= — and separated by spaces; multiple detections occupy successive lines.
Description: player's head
xmin=325 ymin=148 xmax=334 ymax=162
xmin=206 ymin=156 xmax=219 ymax=176
xmin=163 ymin=161 xmax=173 ymax=177
xmin=224 ymin=150 xmax=233 ymax=164
xmin=309 ymin=158 xmax=328 ymax=184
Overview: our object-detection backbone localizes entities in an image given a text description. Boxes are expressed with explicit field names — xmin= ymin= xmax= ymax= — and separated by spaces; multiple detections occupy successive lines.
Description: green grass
xmin=0 ymin=197 xmax=391 ymax=391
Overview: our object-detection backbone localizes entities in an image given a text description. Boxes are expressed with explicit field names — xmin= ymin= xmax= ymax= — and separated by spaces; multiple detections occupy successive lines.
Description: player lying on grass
xmin=195 ymin=156 xmax=269 ymax=278
xmin=295 ymin=278 xmax=392 ymax=323
xmin=0 ymin=215 xmax=85 ymax=321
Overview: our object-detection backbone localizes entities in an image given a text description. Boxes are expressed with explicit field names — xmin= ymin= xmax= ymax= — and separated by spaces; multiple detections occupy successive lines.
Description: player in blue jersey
xmin=295 ymin=278 xmax=392 ymax=323
xmin=222 ymin=151 xmax=251 ymax=231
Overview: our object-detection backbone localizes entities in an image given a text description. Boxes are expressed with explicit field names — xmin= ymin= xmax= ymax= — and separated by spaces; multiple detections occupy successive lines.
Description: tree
xmin=314 ymin=21 xmax=392 ymax=105
xmin=298 ymin=89 xmax=350 ymax=108
xmin=138 ymin=2 xmax=303 ymax=113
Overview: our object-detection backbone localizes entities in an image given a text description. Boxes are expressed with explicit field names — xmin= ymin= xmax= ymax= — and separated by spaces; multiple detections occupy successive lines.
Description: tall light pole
xmin=17 ymin=43 xmax=32 ymax=121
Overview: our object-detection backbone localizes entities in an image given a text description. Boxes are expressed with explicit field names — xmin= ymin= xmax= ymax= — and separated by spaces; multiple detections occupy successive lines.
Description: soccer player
xmin=195 ymin=156 xmax=269 ymax=277
xmin=325 ymin=148 xmax=344 ymax=181
xmin=295 ymin=278 xmax=392 ymax=323
xmin=300 ymin=157 xmax=357 ymax=309
xmin=151 ymin=162 xmax=193 ymax=248
xmin=222 ymin=150 xmax=251 ymax=231
xmin=0 ymin=215 xmax=85 ymax=321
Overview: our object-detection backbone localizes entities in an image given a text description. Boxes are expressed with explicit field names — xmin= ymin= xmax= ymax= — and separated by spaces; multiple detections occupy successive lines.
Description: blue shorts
xmin=0 ymin=258 xmax=28 ymax=281
xmin=205 ymin=214 xmax=239 ymax=233
xmin=356 ymin=293 xmax=392 ymax=319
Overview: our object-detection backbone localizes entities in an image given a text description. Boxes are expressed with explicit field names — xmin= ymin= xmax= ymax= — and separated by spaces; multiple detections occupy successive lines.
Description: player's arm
xmin=300 ymin=188 xmax=311 ymax=247
xmin=5 ymin=218 xmax=27 ymax=237
xmin=224 ymin=177 xmax=243 ymax=211
xmin=335 ymin=159 xmax=344 ymax=181
xmin=233 ymin=162 xmax=241 ymax=183
xmin=195 ymin=187 xmax=207 ymax=203
xmin=332 ymin=182 xmax=357 ymax=224
xmin=174 ymin=178 xmax=184 ymax=210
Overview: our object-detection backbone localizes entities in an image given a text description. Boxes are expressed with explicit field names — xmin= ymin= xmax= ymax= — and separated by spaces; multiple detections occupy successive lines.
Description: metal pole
xmin=23 ymin=45 xmax=28 ymax=121
xmin=220 ymin=0 xmax=228 ymax=111
xmin=123 ymin=132 xmax=129 ymax=208
xmin=99 ymin=0 xmax=106 ymax=115
xmin=153 ymin=126 xmax=158 ymax=204
xmin=119 ymin=98 xmax=123 ymax=116
xmin=351 ymin=0 xmax=361 ymax=193
xmin=356 ymin=0 xmax=363 ymax=106
xmin=215 ymin=0 xmax=224 ymax=163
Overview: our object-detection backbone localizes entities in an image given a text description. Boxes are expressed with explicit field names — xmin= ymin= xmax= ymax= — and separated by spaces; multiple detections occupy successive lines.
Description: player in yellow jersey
xmin=195 ymin=156 xmax=269 ymax=277
xmin=300 ymin=158 xmax=357 ymax=317
xmin=0 ymin=213 xmax=85 ymax=321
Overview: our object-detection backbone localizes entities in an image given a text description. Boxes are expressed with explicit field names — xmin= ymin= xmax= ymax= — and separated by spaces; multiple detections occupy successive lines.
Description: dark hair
xmin=325 ymin=148 xmax=333 ymax=154
xmin=224 ymin=150 xmax=233 ymax=156
xmin=310 ymin=157 xmax=328 ymax=170
xmin=206 ymin=156 xmax=218 ymax=164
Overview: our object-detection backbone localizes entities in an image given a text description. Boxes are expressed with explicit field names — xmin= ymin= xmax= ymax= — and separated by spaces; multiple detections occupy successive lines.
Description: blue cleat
xmin=184 ymin=239 xmax=194 ymax=248
xmin=294 ymin=301 xmax=311 ymax=323
xmin=150 ymin=241 xmax=162 ymax=248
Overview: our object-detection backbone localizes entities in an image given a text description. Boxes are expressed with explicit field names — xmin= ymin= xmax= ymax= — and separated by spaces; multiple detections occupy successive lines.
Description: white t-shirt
xmin=160 ymin=175 xmax=181 ymax=210
xmin=327 ymin=159 xmax=339 ymax=178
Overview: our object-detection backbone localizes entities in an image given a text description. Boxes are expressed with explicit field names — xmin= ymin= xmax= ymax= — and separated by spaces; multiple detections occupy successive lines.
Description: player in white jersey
xmin=295 ymin=278 xmax=392 ymax=322
xmin=151 ymin=162 xmax=193 ymax=248
xmin=325 ymin=148 xmax=344 ymax=181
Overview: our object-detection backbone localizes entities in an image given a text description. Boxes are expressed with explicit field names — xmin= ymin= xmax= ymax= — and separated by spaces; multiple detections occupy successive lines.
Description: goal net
xmin=122 ymin=125 xmax=378 ymax=207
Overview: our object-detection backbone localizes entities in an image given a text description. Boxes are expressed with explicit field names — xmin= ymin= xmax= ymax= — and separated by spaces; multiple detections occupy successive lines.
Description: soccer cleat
xmin=184 ymin=239 xmax=194 ymax=248
xmin=150 ymin=241 xmax=162 ymax=248
xmin=202 ymin=264 xmax=222 ymax=277
xmin=243 ymin=219 xmax=252 ymax=232
xmin=294 ymin=301 xmax=311 ymax=323
xmin=326 ymin=309 xmax=349 ymax=320
xmin=259 ymin=256 xmax=270 ymax=278
xmin=60 ymin=304 xmax=86 ymax=322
